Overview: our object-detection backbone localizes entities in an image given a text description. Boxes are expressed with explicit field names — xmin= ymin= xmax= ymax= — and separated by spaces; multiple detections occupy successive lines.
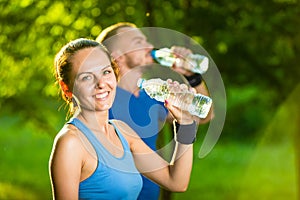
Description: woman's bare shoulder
xmin=53 ymin=124 xmax=83 ymax=149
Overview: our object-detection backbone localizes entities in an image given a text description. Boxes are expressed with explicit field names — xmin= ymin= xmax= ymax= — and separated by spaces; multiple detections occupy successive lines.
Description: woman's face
xmin=70 ymin=47 xmax=117 ymax=112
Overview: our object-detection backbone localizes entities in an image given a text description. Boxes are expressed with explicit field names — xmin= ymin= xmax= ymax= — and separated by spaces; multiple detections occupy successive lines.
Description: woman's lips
xmin=95 ymin=91 xmax=109 ymax=100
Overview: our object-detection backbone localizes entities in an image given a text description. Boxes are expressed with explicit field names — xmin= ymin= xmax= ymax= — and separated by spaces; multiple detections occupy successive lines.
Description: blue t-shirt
xmin=109 ymin=87 xmax=168 ymax=200
xmin=68 ymin=118 xmax=143 ymax=200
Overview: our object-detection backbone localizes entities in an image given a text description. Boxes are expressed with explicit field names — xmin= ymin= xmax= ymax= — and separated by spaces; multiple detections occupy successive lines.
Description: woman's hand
xmin=164 ymin=79 xmax=194 ymax=125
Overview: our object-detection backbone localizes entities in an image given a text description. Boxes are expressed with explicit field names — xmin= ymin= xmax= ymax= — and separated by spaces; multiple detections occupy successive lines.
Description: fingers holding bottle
xmin=164 ymin=80 xmax=194 ymax=125
xmin=170 ymin=46 xmax=194 ymax=76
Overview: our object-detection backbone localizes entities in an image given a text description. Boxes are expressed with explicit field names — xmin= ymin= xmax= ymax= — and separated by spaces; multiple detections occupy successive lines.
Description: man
xmin=96 ymin=22 xmax=213 ymax=200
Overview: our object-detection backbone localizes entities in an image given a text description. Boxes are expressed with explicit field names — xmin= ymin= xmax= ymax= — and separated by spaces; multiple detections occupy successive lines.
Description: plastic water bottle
xmin=151 ymin=48 xmax=209 ymax=74
xmin=137 ymin=78 xmax=212 ymax=118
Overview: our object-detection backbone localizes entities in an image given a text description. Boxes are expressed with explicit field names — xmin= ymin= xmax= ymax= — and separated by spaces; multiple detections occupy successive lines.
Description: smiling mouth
xmin=95 ymin=92 xmax=109 ymax=99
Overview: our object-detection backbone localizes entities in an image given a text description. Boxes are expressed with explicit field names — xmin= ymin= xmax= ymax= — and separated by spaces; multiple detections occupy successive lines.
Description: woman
xmin=49 ymin=38 xmax=197 ymax=200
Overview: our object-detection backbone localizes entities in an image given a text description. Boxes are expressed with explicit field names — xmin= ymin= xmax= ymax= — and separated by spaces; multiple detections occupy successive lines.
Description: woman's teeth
xmin=96 ymin=92 xmax=108 ymax=99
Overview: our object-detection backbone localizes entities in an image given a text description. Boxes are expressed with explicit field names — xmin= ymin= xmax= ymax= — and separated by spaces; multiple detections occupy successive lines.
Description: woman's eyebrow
xmin=100 ymin=65 xmax=112 ymax=70
xmin=91 ymin=65 xmax=112 ymax=72
xmin=76 ymin=71 xmax=93 ymax=78
xmin=78 ymin=64 xmax=112 ymax=75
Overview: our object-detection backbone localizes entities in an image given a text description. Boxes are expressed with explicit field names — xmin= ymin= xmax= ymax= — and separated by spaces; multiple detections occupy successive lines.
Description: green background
xmin=0 ymin=0 xmax=299 ymax=199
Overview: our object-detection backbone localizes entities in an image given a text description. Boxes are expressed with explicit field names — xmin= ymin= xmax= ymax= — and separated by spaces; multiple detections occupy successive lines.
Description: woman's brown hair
xmin=54 ymin=38 xmax=119 ymax=116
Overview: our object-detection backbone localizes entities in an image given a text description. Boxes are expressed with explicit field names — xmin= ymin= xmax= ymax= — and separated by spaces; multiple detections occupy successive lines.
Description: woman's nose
xmin=95 ymin=77 xmax=105 ymax=88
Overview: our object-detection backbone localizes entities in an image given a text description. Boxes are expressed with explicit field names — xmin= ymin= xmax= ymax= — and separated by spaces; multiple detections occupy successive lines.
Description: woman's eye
xmin=103 ymin=69 xmax=112 ymax=75
xmin=81 ymin=74 xmax=93 ymax=81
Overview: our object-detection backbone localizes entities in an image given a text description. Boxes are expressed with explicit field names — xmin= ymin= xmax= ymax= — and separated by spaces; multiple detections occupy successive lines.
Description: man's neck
xmin=118 ymin=67 xmax=141 ymax=97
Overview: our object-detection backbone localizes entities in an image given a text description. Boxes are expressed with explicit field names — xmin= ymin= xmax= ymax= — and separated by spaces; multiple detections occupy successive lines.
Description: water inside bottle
xmin=188 ymin=94 xmax=212 ymax=118
xmin=137 ymin=78 xmax=212 ymax=118
xmin=142 ymin=81 xmax=169 ymax=102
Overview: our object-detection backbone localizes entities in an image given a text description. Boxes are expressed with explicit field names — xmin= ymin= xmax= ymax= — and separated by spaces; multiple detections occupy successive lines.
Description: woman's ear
xmin=59 ymin=80 xmax=72 ymax=98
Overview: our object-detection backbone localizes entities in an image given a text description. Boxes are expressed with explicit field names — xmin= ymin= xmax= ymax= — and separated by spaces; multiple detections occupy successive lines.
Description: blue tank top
xmin=68 ymin=118 xmax=143 ymax=200
xmin=109 ymin=87 xmax=168 ymax=200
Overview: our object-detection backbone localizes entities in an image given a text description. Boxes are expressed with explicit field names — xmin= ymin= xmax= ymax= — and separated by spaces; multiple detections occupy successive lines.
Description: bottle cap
xmin=150 ymin=49 xmax=158 ymax=59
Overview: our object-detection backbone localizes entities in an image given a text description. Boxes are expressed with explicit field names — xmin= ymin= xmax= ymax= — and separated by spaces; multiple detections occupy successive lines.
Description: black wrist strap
xmin=170 ymin=120 xmax=197 ymax=165
xmin=174 ymin=121 xmax=197 ymax=144
xmin=184 ymin=74 xmax=202 ymax=87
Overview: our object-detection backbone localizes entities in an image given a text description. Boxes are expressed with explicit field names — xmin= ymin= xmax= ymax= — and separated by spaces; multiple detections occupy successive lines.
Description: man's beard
xmin=125 ymin=54 xmax=141 ymax=69
xmin=124 ymin=54 xmax=152 ymax=69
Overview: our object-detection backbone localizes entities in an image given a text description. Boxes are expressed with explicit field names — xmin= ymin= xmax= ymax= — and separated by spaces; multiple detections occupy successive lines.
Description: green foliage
xmin=0 ymin=0 xmax=300 ymax=138
xmin=1 ymin=0 xmax=299 ymax=139
xmin=0 ymin=0 xmax=299 ymax=198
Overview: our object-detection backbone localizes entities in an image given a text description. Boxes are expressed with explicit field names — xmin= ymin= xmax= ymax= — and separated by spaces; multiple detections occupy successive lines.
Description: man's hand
xmin=170 ymin=46 xmax=194 ymax=76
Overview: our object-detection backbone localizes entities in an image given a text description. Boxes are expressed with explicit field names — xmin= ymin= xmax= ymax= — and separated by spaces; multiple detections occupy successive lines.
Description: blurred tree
xmin=175 ymin=0 xmax=300 ymax=141
xmin=0 ymin=0 xmax=299 ymax=199
xmin=0 ymin=0 xmax=299 ymax=139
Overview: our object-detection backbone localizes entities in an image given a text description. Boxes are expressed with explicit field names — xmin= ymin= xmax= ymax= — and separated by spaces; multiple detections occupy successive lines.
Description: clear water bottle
xmin=137 ymin=78 xmax=212 ymax=118
xmin=151 ymin=48 xmax=209 ymax=74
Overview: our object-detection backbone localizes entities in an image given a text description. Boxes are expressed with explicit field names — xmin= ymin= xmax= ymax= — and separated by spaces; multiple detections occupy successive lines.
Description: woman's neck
xmin=75 ymin=110 xmax=110 ymax=134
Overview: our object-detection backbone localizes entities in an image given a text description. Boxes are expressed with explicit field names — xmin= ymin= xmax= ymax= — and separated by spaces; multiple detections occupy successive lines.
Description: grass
xmin=172 ymin=140 xmax=297 ymax=200
xmin=172 ymin=84 xmax=300 ymax=200
xmin=0 ymin=115 xmax=53 ymax=200
xmin=0 ymin=115 xmax=298 ymax=200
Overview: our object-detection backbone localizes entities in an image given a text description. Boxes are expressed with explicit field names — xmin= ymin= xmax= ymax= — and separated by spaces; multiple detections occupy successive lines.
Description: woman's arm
xmin=49 ymin=127 xmax=83 ymax=200
xmin=133 ymin=136 xmax=193 ymax=192
xmin=116 ymin=101 xmax=195 ymax=192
